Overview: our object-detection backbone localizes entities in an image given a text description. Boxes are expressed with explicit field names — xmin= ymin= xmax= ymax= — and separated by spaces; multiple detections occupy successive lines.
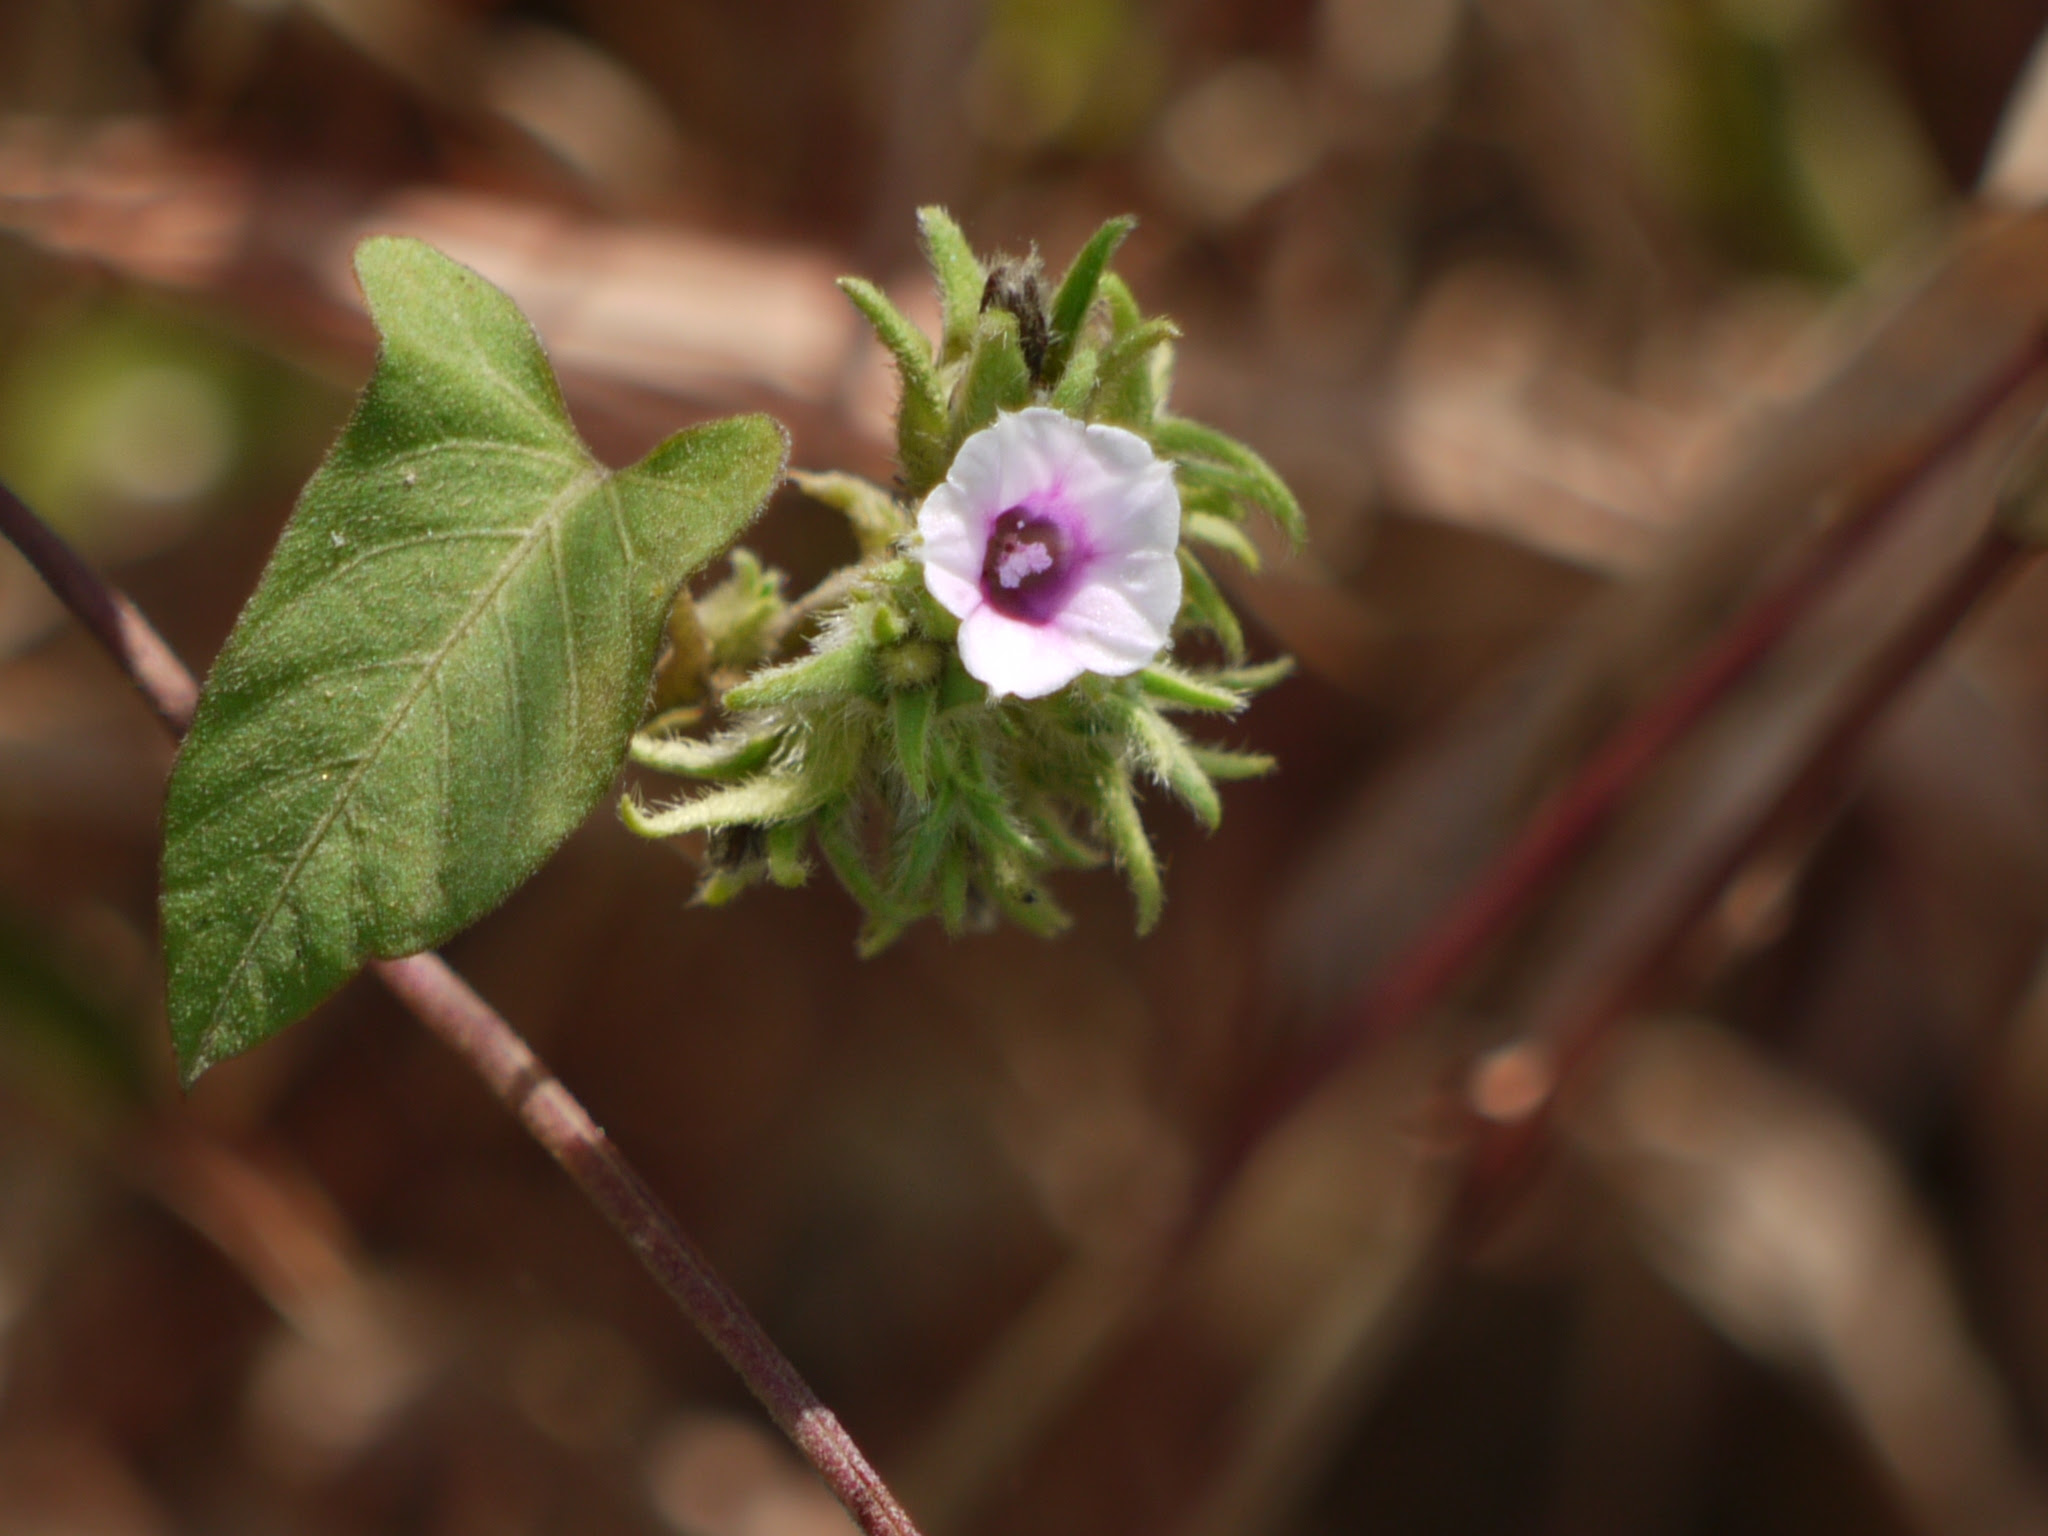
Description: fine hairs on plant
xmin=156 ymin=207 xmax=1302 ymax=1079
xmin=0 ymin=203 xmax=1311 ymax=1536
xmin=622 ymin=209 xmax=1303 ymax=955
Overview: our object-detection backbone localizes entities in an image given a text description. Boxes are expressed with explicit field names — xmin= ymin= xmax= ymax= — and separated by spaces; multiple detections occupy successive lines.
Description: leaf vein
xmin=199 ymin=467 xmax=603 ymax=1055
xmin=492 ymin=605 xmax=526 ymax=812
xmin=547 ymin=522 xmax=581 ymax=739
xmin=323 ymin=528 xmax=532 ymax=588
xmin=603 ymin=477 xmax=636 ymax=565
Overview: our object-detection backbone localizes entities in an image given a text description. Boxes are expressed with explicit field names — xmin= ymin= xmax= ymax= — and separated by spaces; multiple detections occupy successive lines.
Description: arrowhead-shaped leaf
xmin=162 ymin=237 xmax=787 ymax=1083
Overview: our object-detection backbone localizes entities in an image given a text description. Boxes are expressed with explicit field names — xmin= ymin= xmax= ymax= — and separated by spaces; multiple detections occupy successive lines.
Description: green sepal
xmin=937 ymin=842 xmax=972 ymax=933
xmin=991 ymin=878 xmax=1072 ymax=938
xmin=696 ymin=863 xmax=766 ymax=907
xmin=890 ymin=781 xmax=958 ymax=915
xmin=1045 ymin=215 xmax=1135 ymax=384
xmin=1123 ymin=704 xmax=1222 ymax=830
xmin=791 ymin=471 xmax=909 ymax=559
xmin=1183 ymin=509 xmax=1261 ymax=571
xmin=1095 ymin=317 xmax=1179 ymax=408
xmin=951 ymin=308 xmax=1033 ymax=455
xmin=1100 ymin=271 xmax=1144 ymax=334
xmin=955 ymin=767 xmax=1040 ymax=868
xmin=629 ymin=728 xmax=779 ymax=780
xmin=1212 ymin=655 xmax=1296 ymax=693
xmin=723 ymin=641 xmax=877 ymax=710
xmin=892 ymin=687 xmax=934 ymax=802
xmin=1151 ymin=416 xmax=1306 ymax=547
xmin=816 ymin=803 xmax=894 ymax=921
xmin=1051 ymin=342 xmax=1100 ymax=414
xmin=838 ymin=276 xmax=949 ymax=493
xmin=918 ymin=206 xmax=985 ymax=366
xmin=1021 ymin=793 xmax=1105 ymax=868
xmin=1098 ymin=758 xmax=1162 ymax=933
xmin=1094 ymin=274 xmax=1167 ymax=423
xmin=695 ymin=548 xmax=789 ymax=672
xmin=765 ymin=820 xmax=811 ymax=887
xmin=1139 ymin=662 xmax=1246 ymax=714
xmin=856 ymin=916 xmax=910 ymax=960
xmin=1189 ymin=743 xmax=1277 ymax=781
xmin=936 ymin=649 xmax=988 ymax=711
xmin=1176 ymin=547 xmax=1246 ymax=662
xmin=621 ymin=773 xmax=822 ymax=837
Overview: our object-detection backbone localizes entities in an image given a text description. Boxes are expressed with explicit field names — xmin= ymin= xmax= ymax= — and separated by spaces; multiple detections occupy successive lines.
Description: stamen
xmin=980 ymin=507 xmax=1075 ymax=624
xmin=997 ymin=541 xmax=1054 ymax=588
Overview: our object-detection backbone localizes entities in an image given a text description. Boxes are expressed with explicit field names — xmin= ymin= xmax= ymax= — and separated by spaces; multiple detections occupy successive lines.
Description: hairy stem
xmin=0 ymin=479 xmax=925 ymax=1536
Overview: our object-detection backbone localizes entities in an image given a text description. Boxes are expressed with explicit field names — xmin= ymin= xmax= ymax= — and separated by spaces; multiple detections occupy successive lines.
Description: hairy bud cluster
xmin=620 ymin=210 xmax=1302 ymax=952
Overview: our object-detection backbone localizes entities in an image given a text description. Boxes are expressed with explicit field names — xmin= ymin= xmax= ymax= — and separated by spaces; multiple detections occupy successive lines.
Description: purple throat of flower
xmin=979 ymin=505 xmax=1087 ymax=625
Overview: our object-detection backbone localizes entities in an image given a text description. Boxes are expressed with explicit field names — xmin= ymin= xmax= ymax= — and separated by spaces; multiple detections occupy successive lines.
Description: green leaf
xmin=161 ymin=237 xmax=786 ymax=1084
xmin=918 ymin=206 xmax=986 ymax=366
xmin=1045 ymin=216 xmax=1135 ymax=383
xmin=838 ymin=276 xmax=949 ymax=494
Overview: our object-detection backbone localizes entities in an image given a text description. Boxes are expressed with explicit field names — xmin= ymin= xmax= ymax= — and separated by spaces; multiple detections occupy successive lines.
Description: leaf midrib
xmin=195 ymin=452 xmax=602 ymax=1060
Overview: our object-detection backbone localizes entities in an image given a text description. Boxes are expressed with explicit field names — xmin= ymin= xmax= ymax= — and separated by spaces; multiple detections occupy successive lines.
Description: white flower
xmin=917 ymin=408 xmax=1182 ymax=699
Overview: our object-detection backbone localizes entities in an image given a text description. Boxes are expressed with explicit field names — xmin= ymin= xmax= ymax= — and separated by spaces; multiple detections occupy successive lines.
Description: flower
xmin=917 ymin=408 xmax=1182 ymax=699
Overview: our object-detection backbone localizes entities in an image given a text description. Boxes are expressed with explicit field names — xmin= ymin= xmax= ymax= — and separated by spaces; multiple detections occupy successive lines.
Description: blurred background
xmin=8 ymin=0 xmax=2048 ymax=1533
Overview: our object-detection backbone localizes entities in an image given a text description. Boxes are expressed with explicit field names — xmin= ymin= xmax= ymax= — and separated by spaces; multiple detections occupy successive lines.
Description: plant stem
xmin=372 ymin=953 xmax=923 ymax=1536
xmin=0 ymin=481 xmax=199 ymax=735
xmin=1210 ymin=337 xmax=2048 ymax=1202
xmin=0 ymin=479 xmax=926 ymax=1536
xmin=1456 ymin=525 xmax=2034 ymax=1227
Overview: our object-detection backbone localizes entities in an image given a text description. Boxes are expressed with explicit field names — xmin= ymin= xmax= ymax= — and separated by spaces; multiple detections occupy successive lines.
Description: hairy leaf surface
xmin=163 ymin=237 xmax=786 ymax=1082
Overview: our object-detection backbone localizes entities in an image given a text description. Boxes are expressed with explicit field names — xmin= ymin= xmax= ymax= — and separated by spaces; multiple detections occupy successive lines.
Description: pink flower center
xmin=980 ymin=507 xmax=1077 ymax=624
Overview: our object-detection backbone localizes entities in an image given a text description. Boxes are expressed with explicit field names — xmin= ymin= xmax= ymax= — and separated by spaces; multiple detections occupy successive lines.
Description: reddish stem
xmin=1457 ymin=526 xmax=2035 ymax=1227
xmin=0 ymin=480 xmax=199 ymax=735
xmin=1216 ymin=338 xmax=2048 ymax=1188
xmin=0 ymin=482 xmax=926 ymax=1536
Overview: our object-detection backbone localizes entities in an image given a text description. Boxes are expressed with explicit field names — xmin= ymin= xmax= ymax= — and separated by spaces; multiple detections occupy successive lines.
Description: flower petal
xmin=950 ymin=406 xmax=1066 ymax=522
xmin=1068 ymin=452 xmax=1179 ymax=558
xmin=1053 ymin=561 xmax=1179 ymax=676
xmin=1088 ymin=543 xmax=1182 ymax=631
xmin=958 ymin=606 xmax=1088 ymax=699
xmin=916 ymin=482 xmax=984 ymax=618
xmin=919 ymin=407 xmax=1186 ymax=695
